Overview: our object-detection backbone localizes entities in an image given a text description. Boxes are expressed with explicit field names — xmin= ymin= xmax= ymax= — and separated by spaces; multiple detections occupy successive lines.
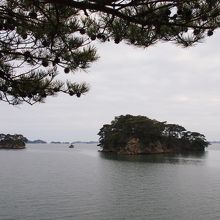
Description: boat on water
xmin=69 ymin=144 xmax=74 ymax=148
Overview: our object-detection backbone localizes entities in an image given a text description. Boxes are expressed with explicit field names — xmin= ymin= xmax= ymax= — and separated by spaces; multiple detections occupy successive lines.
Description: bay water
xmin=0 ymin=143 xmax=220 ymax=220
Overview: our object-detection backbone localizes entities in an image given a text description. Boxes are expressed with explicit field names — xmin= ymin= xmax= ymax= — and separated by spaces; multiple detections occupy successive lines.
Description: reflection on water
xmin=99 ymin=151 xmax=207 ymax=165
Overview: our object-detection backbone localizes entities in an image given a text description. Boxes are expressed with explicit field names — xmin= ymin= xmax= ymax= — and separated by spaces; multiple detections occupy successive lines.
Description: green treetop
xmin=1 ymin=0 xmax=220 ymax=105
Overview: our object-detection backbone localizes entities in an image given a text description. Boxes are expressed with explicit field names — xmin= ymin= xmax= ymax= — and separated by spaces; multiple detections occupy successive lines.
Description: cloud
xmin=1 ymin=31 xmax=220 ymax=141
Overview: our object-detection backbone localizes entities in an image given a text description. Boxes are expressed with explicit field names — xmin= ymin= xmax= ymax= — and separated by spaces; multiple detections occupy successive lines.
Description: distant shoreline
xmin=27 ymin=141 xmax=98 ymax=145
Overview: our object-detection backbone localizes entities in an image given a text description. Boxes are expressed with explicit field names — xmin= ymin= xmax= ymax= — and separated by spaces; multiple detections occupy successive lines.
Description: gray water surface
xmin=0 ymin=143 xmax=220 ymax=220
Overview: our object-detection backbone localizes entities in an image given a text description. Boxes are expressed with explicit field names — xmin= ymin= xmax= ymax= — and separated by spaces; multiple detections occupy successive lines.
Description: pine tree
xmin=1 ymin=0 xmax=220 ymax=105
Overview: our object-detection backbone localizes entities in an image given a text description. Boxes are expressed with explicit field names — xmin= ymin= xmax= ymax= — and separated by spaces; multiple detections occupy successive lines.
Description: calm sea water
xmin=0 ymin=143 xmax=220 ymax=220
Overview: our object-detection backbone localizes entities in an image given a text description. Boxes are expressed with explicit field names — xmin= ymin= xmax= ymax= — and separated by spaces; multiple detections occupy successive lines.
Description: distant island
xmin=209 ymin=141 xmax=220 ymax=144
xmin=71 ymin=141 xmax=98 ymax=144
xmin=98 ymin=115 xmax=209 ymax=155
xmin=25 ymin=140 xmax=98 ymax=145
xmin=50 ymin=141 xmax=68 ymax=144
xmin=27 ymin=139 xmax=47 ymax=144
xmin=26 ymin=140 xmax=98 ymax=145
xmin=51 ymin=141 xmax=98 ymax=144
xmin=0 ymin=133 xmax=28 ymax=149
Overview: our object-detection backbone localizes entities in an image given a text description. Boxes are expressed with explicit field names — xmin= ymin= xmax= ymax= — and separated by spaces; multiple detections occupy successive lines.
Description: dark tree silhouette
xmin=0 ymin=133 xmax=28 ymax=148
xmin=1 ymin=0 xmax=220 ymax=104
xmin=98 ymin=115 xmax=209 ymax=153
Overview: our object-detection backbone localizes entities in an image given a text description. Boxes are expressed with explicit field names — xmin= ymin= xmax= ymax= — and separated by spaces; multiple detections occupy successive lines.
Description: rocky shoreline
xmin=100 ymin=138 xmax=172 ymax=155
xmin=0 ymin=143 xmax=26 ymax=149
xmin=99 ymin=138 xmax=205 ymax=155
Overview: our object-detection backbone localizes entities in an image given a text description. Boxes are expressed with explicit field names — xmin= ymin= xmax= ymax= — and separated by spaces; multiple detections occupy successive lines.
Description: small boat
xmin=69 ymin=144 xmax=74 ymax=148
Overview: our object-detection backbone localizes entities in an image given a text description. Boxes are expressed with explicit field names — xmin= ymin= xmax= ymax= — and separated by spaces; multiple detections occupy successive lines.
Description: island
xmin=50 ymin=141 xmax=98 ymax=144
xmin=51 ymin=141 xmax=70 ymax=144
xmin=27 ymin=139 xmax=47 ymax=144
xmin=71 ymin=141 xmax=98 ymax=144
xmin=0 ymin=133 xmax=28 ymax=149
xmin=98 ymin=115 xmax=209 ymax=155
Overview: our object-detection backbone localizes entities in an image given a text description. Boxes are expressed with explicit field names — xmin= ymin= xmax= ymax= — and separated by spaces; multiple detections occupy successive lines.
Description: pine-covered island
xmin=98 ymin=115 xmax=209 ymax=155
xmin=0 ymin=133 xmax=28 ymax=149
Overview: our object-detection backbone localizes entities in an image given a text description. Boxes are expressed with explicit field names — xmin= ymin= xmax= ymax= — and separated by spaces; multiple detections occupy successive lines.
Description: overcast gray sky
xmin=1 ymin=31 xmax=220 ymax=142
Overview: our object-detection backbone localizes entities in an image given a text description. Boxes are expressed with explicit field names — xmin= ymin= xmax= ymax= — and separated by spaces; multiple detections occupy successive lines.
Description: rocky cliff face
xmin=102 ymin=138 xmax=173 ymax=155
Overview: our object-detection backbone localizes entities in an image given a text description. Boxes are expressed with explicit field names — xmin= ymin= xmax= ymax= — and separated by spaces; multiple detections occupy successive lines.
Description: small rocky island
xmin=0 ymin=133 xmax=28 ymax=149
xmin=98 ymin=115 xmax=209 ymax=155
